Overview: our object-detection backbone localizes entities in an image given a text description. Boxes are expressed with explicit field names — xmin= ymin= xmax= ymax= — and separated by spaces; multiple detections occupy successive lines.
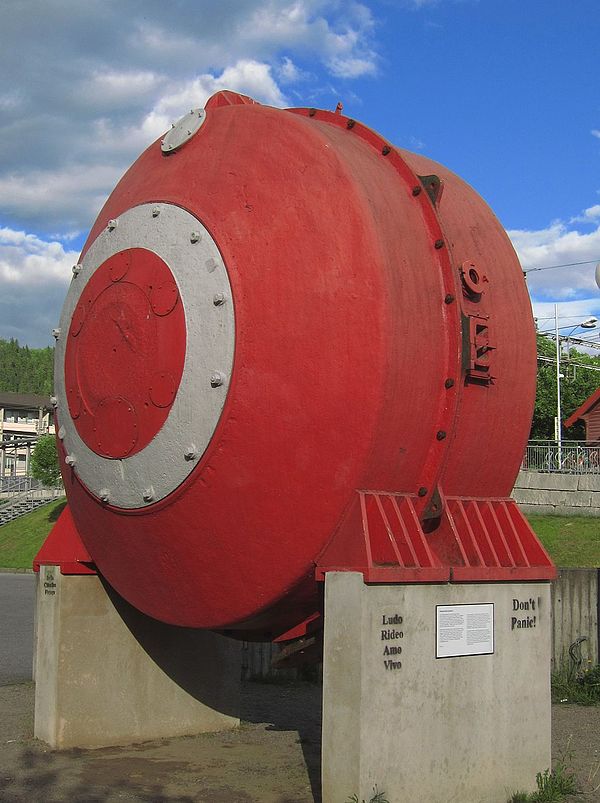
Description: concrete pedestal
xmin=34 ymin=566 xmax=241 ymax=749
xmin=322 ymin=572 xmax=552 ymax=803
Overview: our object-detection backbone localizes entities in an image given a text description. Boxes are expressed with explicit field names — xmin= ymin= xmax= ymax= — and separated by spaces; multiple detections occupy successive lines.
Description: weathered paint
xmin=46 ymin=92 xmax=546 ymax=637
xmin=54 ymin=203 xmax=234 ymax=508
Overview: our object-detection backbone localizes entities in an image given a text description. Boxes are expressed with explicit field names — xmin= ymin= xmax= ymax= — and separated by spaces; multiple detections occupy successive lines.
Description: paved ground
xmin=0 ymin=681 xmax=599 ymax=802
xmin=0 ymin=573 xmax=35 ymax=685
xmin=1 ymin=574 xmax=598 ymax=801
xmin=1 ymin=680 xmax=322 ymax=803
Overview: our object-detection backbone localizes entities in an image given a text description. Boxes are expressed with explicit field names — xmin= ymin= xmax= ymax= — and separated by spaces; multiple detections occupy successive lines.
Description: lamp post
xmin=553 ymin=308 xmax=597 ymax=466
xmin=525 ymin=257 xmax=600 ymax=465
xmin=555 ymin=304 xmax=562 ymax=465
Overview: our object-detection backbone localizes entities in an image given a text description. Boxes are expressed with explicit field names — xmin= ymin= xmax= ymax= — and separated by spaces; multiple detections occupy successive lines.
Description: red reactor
xmin=37 ymin=91 xmax=555 ymax=642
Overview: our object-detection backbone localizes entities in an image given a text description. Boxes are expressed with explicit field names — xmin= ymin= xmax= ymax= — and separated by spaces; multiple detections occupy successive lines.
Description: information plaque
xmin=436 ymin=603 xmax=494 ymax=658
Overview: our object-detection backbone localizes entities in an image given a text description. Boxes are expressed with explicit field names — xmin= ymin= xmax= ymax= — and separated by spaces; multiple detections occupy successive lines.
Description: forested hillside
xmin=0 ymin=338 xmax=54 ymax=396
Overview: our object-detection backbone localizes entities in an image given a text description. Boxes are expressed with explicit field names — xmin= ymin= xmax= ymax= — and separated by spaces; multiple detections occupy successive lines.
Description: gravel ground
xmin=0 ymin=681 xmax=598 ymax=802
xmin=553 ymin=704 xmax=600 ymax=801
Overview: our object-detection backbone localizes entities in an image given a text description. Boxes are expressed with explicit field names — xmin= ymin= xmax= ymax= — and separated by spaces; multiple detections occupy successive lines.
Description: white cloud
xmin=591 ymin=129 xmax=600 ymax=139
xmin=243 ymin=0 xmax=376 ymax=75
xmin=124 ymin=60 xmax=289 ymax=153
xmin=570 ymin=204 xmax=600 ymax=225
xmin=531 ymin=299 xmax=600 ymax=340
xmin=508 ymin=212 xmax=600 ymax=303
xmin=0 ymin=228 xmax=76 ymax=287
xmin=409 ymin=135 xmax=426 ymax=150
xmin=0 ymin=90 xmax=23 ymax=111
xmin=323 ymin=9 xmax=377 ymax=77
xmin=402 ymin=0 xmax=477 ymax=7
xmin=0 ymin=1 xmax=378 ymax=240
xmin=0 ymin=164 xmax=123 ymax=231
xmin=328 ymin=56 xmax=376 ymax=78
xmin=0 ymin=1 xmax=380 ymax=345
xmin=0 ymin=227 xmax=79 ymax=346
xmin=77 ymin=70 xmax=164 ymax=108
xmin=278 ymin=57 xmax=307 ymax=84
xmin=151 ymin=60 xmax=288 ymax=119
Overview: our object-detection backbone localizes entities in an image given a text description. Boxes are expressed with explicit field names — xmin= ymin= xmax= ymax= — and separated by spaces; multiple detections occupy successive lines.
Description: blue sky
xmin=1 ymin=0 xmax=600 ymax=346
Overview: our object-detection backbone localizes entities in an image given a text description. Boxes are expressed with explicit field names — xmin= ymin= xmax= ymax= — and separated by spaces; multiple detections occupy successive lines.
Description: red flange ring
xmin=54 ymin=203 xmax=235 ymax=509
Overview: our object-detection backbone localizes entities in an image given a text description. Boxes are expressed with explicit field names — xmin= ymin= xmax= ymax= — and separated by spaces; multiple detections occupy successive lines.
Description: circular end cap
xmin=55 ymin=202 xmax=235 ymax=508
xmin=64 ymin=248 xmax=186 ymax=459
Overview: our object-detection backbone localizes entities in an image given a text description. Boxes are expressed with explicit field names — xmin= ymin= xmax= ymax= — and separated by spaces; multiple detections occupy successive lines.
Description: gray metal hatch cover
xmin=161 ymin=109 xmax=206 ymax=153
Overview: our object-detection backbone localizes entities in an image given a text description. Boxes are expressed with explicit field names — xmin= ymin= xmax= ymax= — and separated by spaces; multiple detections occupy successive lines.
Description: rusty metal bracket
xmin=418 ymin=174 xmax=444 ymax=206
xmin=422 ymin=486 xmax=443 ymax=522
xmin=461 ymin=313 xmax=495 ymax=384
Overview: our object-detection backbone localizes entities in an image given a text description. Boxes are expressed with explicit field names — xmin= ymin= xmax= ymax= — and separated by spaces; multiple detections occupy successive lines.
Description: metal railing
xmin=522 ymin=440 xmax=600 ymax=474
xmin=0 ymin=476 xmax=42 ymax=495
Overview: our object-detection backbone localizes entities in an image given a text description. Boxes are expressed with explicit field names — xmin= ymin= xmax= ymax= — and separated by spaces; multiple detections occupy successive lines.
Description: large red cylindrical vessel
xmin=46 ymin=91 xmax=552 ymax=640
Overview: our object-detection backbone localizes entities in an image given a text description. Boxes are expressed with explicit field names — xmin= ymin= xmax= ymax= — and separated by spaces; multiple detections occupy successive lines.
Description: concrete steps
xmin=0 ymin=495 xmax=57 ymax=526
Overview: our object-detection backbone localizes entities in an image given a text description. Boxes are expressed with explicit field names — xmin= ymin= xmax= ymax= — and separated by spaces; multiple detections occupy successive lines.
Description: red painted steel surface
xmin=65 ymin=248 xmax=186 ymax=458
xmin=315 ymin=491 xmax=555 ymax=583
xmin=33 ymin=506 xmax=95 ymax=575
xmin=45 ymin=91 xmax=553 ymax=639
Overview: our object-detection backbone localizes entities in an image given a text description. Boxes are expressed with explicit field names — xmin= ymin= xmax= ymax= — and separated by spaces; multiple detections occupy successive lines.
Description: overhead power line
xmin=538 ymin=332 xmax=600 ymax=350
xmin=537 ymin=354 xmax=600 ymax=373
xmin=524 ymin=258 xmax=600 ymax=274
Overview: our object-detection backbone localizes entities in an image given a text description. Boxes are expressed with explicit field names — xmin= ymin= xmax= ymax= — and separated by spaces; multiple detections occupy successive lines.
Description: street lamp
xmin=576 ymin=316 xmax=598 ymax=329
xmin=554 ymin=307 xmax=597 ymax=464
xmin=525 ymin=258 xmax=600 ymax=463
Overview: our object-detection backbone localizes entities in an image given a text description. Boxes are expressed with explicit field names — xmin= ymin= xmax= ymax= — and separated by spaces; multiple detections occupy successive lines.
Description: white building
xmin=0 ymin=392 xmax=54 ymax=479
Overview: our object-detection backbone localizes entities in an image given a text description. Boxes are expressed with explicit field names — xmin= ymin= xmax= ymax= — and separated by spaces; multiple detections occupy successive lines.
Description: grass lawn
xmin=526 ymin=515 xmax=600 ymax=567
xmin=0 ymin=498 xmax=66 ymax=569
xmin=0 ymin=500 xmax=598 ymax=570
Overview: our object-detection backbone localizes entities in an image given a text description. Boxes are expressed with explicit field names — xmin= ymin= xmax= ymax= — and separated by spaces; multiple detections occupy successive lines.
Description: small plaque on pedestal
xmin=436 ymin=602 xmax=494 ymax=658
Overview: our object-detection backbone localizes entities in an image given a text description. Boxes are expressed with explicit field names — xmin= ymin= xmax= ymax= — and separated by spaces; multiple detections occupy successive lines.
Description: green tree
xmin=30 ymin=435 xmax=61 ymax=487
xmin=531 ymin=335 xmax=600 ymax=440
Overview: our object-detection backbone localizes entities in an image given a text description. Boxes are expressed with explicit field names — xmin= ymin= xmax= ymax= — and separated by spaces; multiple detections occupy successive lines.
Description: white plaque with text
xmin=436 ymin=603 xmax=494 ymax=658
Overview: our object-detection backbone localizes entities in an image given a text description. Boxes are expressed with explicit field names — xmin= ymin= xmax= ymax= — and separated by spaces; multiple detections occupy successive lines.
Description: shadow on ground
xmin=0 ymin=680 xmax=322 ymax=803
xmin=245 ymin=679 xmax=322 ymax=802
xmin=47 ymin=500 xmax=67 ymax=523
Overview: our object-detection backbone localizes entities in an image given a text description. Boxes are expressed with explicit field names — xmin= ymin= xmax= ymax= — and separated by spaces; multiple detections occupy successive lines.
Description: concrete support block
xmin=34 ymin=567 xmax=240 ymax=749
xmin=322 ymin=572 xmax=552 ymax=803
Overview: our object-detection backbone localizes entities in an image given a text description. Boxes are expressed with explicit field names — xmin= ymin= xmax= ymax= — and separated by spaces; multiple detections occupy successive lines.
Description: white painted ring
xmin=54 ymin=202 xmax=235 ymax=509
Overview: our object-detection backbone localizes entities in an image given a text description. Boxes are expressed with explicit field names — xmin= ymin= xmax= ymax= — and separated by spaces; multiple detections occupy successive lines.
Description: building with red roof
xmin=564 ymin=387 xmax=600 ymax=444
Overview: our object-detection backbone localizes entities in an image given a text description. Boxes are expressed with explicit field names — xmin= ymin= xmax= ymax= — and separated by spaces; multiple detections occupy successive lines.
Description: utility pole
xmin=555 ymin=303 xmax=562 ymax=468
